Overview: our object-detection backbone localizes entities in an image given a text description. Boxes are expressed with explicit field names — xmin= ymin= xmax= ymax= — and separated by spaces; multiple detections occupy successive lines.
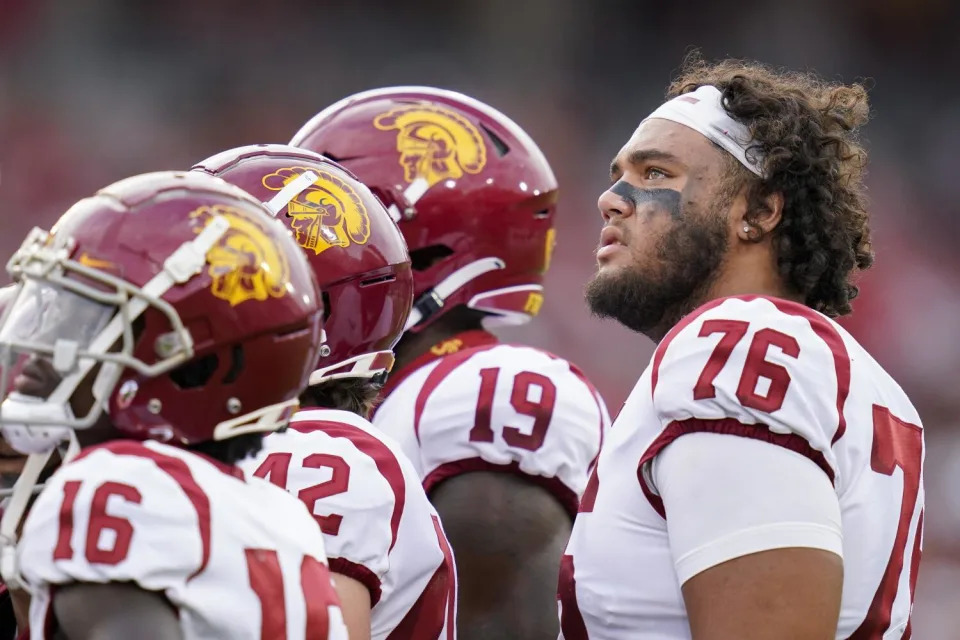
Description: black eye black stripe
xmin=610 ymin=181 xmax=682 ymax=219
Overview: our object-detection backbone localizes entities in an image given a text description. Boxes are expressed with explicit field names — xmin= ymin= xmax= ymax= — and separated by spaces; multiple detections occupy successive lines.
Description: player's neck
xmin=74 ymin=415 xmax=121 ymax=449
xmin=652 ymin=245 xmax=804 ymax=343
xmin=393 ymin=324 xmax=456 ymax=374
xmin=392 ymin=319 xmax=484 ymax=374
xmin=709 ymin=242 xmax=802 ymax=304
xmin=701 ymin=243 xmax=804 ymax=314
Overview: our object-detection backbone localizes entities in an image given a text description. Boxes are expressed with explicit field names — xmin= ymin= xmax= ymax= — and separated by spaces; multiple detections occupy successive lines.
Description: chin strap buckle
xmin=412 ymin=290 xmax=444 ymax=320
xmin=403 ymin=257 xmax=506 ymax=331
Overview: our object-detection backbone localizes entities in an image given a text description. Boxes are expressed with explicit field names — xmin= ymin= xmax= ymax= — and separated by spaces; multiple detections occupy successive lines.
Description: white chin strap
xmin=211 ymin=399 xmax=298 ymax=441
xmin=308 ymin=351 xmax=395 ymax=386
xmin=0 ymin=434 xmax=80 ymax=588
xmin=404 ymin=257 xmax=505 ymax=331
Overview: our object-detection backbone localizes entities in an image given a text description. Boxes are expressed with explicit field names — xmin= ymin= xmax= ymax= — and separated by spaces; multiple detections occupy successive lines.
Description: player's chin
xmin=595 ymin=254 xmax=631 ymax=276
xmin=587 ymin=259 xmax=626 ymax=294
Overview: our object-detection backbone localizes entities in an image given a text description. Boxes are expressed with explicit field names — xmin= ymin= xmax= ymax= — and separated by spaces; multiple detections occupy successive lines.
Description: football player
xmin=0 ymin=171 xmax=347 ymax=639
xmin=0 ymin=285 xmax=23 ymax=499
xmin=292 ymin=88 xmax=610 ymax=639
xmin=559 ymin=56 xmax=924 ymax=639
xmin=0 ymin=284 xmax=29 ymax=640
xmin=194 ymin=145 xmax=457 ymax=640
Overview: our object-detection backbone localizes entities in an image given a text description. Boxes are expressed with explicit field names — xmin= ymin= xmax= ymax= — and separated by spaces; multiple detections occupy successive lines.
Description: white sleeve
xmin=652 ymin=432 xmax=843 ymax=584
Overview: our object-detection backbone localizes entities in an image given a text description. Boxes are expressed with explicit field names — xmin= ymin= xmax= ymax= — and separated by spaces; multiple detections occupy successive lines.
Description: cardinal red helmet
xmin=290 ymin=86 xmax=558 ymax=332
xmin=193 ymin=144 xmax=413 ymax=383
xmin=0 ymin=171 xmax=323 ymax=450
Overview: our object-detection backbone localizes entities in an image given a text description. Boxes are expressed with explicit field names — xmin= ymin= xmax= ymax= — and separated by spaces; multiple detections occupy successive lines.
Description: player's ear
xmin=738 ymin=190 xmax=784 ymax=243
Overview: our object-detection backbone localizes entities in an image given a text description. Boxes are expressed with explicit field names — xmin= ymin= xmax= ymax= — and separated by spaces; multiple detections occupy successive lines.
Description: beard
xmin=585 ymin=206 xmax=728 ymax=339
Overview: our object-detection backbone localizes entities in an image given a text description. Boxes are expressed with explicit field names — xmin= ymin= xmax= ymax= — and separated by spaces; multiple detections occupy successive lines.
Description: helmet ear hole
xmin=409 ymin=245 xmax=454 ymax=272
xmin=321 ymin=291 xmax=332 ymax=322
xmin=359 ymin=274 xmax=397 ymax=288
xmin=169 ymin=353 xmax=220 ymax=390
xmin=479 ymin=123 xmax=510 ymax=157
xmin=221 ymin=345 xmax=245 ymax=384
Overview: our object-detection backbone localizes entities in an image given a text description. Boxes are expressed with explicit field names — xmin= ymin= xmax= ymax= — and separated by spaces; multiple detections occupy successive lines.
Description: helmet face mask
xmin=0 ymin=225 xmax=203 ymax=452
xmin=291 ymin=86 xmax=559 ymax=334
xmin=0 ymin=171 xmax=325 ymax=453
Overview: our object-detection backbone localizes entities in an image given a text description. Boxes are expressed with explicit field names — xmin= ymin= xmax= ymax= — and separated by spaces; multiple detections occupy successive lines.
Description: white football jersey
xmin=240 ymin=409 xmax=457 ymax=640
xmin=559 ymin=295 xmax=924 ymax=639
xmin=374 ymin=331 xmax=610 ymax=515
xmin=18 ymin=440 xmax=347 ymax=640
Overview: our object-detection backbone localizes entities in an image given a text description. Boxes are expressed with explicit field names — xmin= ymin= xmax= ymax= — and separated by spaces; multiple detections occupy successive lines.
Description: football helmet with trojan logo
xmin=193 ymin=144 xmax=413 ymax=384
xmin=0 ymin=171 xmax=324 ymax=453
xmin=290 ymin=87 xmax=558 ymax=333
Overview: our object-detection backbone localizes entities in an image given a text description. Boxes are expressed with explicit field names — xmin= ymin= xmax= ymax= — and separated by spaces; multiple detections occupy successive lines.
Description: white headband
xmin=642 ymin=85 xmax=764 ymax=177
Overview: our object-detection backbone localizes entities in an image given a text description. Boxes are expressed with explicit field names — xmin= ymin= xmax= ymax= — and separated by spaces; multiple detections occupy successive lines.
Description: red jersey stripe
xmin=290 ymin=420 xmax=407 ymax=553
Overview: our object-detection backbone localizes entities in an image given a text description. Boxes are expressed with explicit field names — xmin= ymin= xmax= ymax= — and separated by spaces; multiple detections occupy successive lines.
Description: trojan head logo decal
xmin=189 ymin=205 xmax=290 ymax=306
xmin=262 ymin=167 xmax=371 ymax=256
xmin=373 ymin=105 xmax=487 ymax=189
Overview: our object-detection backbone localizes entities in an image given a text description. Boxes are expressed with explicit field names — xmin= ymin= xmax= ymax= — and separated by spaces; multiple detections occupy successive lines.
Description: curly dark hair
xmin=668 ymin=53 xmax=874 ymax=317
xmin=299 ymin=377 xmax=383 ymax=419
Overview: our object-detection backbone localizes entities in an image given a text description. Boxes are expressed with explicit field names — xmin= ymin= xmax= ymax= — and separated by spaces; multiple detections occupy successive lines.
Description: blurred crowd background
xmin=1 ymin=0 xmax=958 ymax=635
